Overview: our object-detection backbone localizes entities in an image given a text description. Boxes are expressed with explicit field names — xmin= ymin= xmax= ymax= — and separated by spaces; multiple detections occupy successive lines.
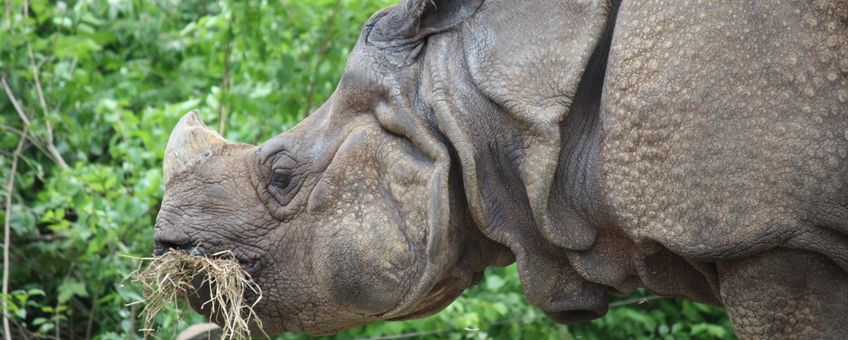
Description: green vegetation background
xmin=0 ymin=0 xmax=734 ymax=338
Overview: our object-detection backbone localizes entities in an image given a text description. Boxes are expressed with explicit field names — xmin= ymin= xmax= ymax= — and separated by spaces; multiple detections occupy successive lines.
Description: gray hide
xmin=155 ymin=0 xmax=848 ymax=338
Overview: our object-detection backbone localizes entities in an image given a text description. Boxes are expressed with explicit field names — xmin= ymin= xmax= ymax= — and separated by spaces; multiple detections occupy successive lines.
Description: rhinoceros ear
xmin=369 ymin=0 xmax=483 ymax=44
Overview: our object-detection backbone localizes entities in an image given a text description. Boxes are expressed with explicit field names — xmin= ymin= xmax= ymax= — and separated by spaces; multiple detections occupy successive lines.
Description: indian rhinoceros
xmin=153 ymin=0 xmax=848 ymax=337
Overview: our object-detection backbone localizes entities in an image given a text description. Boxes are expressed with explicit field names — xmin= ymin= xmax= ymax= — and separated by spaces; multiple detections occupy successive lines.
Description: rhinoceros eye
xmin=271 ymin=169 xmax=293 ymax=189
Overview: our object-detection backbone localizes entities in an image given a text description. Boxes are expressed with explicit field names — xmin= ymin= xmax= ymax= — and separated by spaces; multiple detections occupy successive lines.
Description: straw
xmin=130 ymin=249 xmax=264 ymax=339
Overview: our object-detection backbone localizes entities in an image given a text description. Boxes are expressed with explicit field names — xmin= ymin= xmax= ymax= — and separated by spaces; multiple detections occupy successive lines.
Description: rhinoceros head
xmin=155 ymin=0 xmax=615 ymax=335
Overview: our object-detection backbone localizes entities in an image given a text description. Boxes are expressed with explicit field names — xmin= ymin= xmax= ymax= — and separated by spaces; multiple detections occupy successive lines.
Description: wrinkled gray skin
xmin=154 ymin=0 xmax=848 ymax=337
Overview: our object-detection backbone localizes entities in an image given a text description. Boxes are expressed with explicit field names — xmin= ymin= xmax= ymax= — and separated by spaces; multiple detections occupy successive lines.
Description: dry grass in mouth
xmin=129 ymin=249 xmax=265 ymax=339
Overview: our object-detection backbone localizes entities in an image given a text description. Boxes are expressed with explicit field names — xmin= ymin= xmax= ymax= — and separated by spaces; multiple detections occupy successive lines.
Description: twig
xmin=53 ymin=302 xmax=59 ymax=340
xmin=4 ymin=0 xmax=10 ymax=28
xmin=84 ymin=287 xmax=101 ymax=340
xmin=609 ymin=294 xmax=664 ymax=307
xmin=129 ymin=303 xmax=136 ymax=336
xmin=0 ymin=124 xmax=52 ymax=162
xmin=27 ymin=27 xmax=68 ymax=169
xmin=217 ymin=10 xmax=235 ymax=136
xmin=1 ymin=76 xmax=32 ymax=126
xmin=364 ymin=328 xmax=452 ymax=340
xmin=361 ymin=295 xmax=667 ymax=340
xmin=303 ymin=0 xmax=341 ymax=116
xmin=3 ymin=127 xmax=28 ymax=340
xmin=19 ymin=233 xmax=66 ymax=242
xmin=10 ymin=317 xmax=31 ymax=340
xmin=1 ymin=75 xmax=66 ymax=168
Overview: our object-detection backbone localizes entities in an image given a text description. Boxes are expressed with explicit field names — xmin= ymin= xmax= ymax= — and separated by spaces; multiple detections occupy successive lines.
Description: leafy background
xmin=0 ymin=0 xmax=734 ymax=338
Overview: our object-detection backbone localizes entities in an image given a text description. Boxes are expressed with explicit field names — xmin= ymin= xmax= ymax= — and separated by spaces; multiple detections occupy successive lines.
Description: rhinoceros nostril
xmin=154 ymin=240 xmax=198 ymax=256
xmin=182 ymin=241 xmax=199 ymax=254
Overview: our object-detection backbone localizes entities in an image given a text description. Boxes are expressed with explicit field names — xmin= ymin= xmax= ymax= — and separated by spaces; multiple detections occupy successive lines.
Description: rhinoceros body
xmin=154 ymin=0 xmax=848 ymax=338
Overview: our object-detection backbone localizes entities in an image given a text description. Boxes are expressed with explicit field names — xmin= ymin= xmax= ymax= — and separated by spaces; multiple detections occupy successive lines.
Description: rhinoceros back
xmin=600 ymin=0 xmax=848 ymax=263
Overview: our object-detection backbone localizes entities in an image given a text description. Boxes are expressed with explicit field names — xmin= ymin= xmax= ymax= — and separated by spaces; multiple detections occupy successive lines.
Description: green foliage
xmin=0 ymin=0 xmax=734 ymax=338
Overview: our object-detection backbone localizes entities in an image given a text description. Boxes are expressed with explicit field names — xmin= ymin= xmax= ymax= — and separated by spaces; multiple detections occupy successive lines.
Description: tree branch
xmin=217 ymin=10 xmax=235 ymax=136
xmin=3 ymin=127 xmax=28 ymax=340
xmin=1 ymin=75 xmax=67 ymax=169
xmin=10 ymin=317 xmax=31 ymax=340
xmin=84 ymin=287 xmax=100 ymax=340
xmin=4 ymin=0 xmax=10 ymax=30
xmin=608 ymin=295 xmax=664 ymax=308
xmin=362 ymin=295 xmax=667 ymax=340
xmin=27 ymin=29 xmax=69 ymax=169
xmin=303 ymin=0 xmax=341 ymax=116
xmin=1 ymin=124 xmax=52 ymax=164
xmin=1 ymin=76 xmax=32 ymax=126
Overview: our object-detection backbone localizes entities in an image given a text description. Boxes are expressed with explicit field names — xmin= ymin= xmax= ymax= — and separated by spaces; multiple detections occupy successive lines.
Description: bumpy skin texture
xmin=603 ymin=0 xmax=848 ymax=263
xmin=603 ymin=1 xmax=848 ymax=337
xmin=717 ymin=249 xmax=848 ymax=339
xmin=155 ymin=0 xmax=848 ymax=337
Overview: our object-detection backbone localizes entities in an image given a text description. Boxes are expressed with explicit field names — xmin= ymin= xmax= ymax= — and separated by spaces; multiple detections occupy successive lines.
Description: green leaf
xmin=32 ymin=317 xmax=49 ymax=326
xmin=58 ymin=279 xmax=88 ymax=303
xmin=485 ymin=275 xmax=506 ymax=292
xmin=28 ymin=288 xmax=46 ymax=296
xmin=53 ymin=35 xmax=101 ymax=60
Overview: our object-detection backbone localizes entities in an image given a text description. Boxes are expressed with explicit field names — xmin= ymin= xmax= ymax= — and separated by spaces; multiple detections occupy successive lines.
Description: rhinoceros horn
xmin=163 ymin=110 xmax=227 ymax=184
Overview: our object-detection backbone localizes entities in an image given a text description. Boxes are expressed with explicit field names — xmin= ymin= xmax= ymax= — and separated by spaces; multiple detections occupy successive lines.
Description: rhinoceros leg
xmin=717 ymin=248 xmax=848 ymax=339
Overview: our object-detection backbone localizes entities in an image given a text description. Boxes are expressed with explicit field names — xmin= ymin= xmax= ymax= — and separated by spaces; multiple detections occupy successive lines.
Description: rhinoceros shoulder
xmin=599 ymin=0 xmax=848 ymax=261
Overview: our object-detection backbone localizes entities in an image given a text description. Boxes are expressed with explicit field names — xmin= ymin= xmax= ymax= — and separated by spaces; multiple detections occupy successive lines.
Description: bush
xmin=0 ymin=0 xmax=733 ymax=338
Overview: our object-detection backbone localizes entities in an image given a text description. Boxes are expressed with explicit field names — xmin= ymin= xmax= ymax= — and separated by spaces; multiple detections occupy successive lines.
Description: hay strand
xmin=131 ymin=249 xmax=264 ymax=339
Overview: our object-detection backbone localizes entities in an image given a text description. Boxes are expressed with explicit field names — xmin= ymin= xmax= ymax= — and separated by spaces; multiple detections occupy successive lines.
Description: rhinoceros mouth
xmin=184 ymin=272 xmax=264 ymax=327
xmin=155 ymin=238 xmax=262 ymax=274
xmin=177 ymin=250 xmax=267 ymax=336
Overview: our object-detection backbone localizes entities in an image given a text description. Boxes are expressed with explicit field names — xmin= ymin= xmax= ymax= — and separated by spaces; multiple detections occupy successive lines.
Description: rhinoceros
xmin=153 ymin=0 xmax=848 ymax=337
